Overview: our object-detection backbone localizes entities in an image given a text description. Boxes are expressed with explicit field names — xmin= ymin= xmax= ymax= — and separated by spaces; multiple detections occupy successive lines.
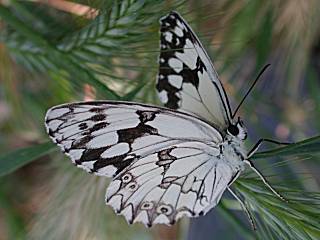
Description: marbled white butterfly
xmin=45 ymin=11 xmax=287 ymax=228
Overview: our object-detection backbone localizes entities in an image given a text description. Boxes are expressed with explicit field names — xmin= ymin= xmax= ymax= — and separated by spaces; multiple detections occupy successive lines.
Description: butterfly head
xmin=227 ymin=117 xmax=247 ymax=140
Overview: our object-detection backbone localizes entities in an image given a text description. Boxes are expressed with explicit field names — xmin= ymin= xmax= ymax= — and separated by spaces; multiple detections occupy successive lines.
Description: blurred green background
xmin=0 ymin=0 xmax=319 ymax=239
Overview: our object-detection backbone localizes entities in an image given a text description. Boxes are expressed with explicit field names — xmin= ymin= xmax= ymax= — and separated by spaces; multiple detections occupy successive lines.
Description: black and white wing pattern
xmin=45 ymin=101 xmax=237 ymax=226
xmin=106 ymin=141 xmax=234 ymax=226
xmin=157 ymin=11 xmax=232 ymax=133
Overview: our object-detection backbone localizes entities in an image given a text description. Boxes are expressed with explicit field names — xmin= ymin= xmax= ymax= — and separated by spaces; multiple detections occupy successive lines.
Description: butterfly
xmin=45 ymin=11 xmax=287 ymax=228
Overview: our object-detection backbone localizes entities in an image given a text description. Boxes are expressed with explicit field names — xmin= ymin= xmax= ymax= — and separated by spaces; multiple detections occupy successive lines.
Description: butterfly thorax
xmin=218 ymin=118 xmax=248 ymax=172
xmin=219 ymin=135 xmax=247 ymax=172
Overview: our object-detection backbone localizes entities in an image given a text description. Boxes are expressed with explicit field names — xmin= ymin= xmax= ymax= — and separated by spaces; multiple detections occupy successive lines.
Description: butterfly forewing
xmin=45 ymin=101 xmax=222 ymax=177
xmin=157 ymin=11 xmax=232 ymax=133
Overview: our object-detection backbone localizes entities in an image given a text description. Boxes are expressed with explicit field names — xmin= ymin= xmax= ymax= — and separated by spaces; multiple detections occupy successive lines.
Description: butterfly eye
xmin=227 ymin=125 xmax=239 ymax=136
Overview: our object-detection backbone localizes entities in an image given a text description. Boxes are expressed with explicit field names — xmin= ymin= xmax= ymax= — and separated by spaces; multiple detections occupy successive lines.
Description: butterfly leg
xmin=227 ymin=187 xmax=256 ymax=230
xmin=247 ymin=138 xmax=292 ymax=159
xmin=243 ymin=159 xmax=288 ymax=202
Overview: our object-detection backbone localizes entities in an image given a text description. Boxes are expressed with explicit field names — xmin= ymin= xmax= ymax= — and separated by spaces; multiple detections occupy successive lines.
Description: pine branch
xmin=235 ymin=178 xmax=320 ymax=239
xmin=0 ymin=3 xmax=120 ymax=99
xmin=230 ymin=137 xmax=320 ymax=239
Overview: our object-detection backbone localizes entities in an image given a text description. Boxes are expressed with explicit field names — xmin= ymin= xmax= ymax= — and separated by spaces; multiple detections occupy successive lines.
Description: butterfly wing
xmin=106 ymin=141 xmax=235 ymax=226
xmin=45 ymin=101 xmax=222 ymax=177
xmin=45 ymin=101 xmax=237 ymax=226
xmin=157 ymin=11 xmax=232 ymax=133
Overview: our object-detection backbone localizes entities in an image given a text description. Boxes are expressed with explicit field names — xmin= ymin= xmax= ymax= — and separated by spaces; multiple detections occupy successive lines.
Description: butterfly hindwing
xmin=45 ymin=101 xmax=222 ymax=177
xmin=157 ymin=11 xmax=232 ymax=132
xmin=106 ymin=141 xmax=234 ymax=226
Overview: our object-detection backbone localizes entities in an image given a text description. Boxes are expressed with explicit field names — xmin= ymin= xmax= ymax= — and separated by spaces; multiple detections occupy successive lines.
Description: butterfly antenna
xmin=232 ymin=64 xmax=271 ymax=119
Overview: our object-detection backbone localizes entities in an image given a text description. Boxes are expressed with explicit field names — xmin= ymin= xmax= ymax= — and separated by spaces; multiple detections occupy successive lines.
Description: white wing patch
xmin=156 ymin=11 xmax=232 ymax=133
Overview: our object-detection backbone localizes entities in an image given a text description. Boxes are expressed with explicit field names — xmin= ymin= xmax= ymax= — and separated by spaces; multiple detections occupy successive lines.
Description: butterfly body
xmin=221 ymin=136 xmax=246 ymax=170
